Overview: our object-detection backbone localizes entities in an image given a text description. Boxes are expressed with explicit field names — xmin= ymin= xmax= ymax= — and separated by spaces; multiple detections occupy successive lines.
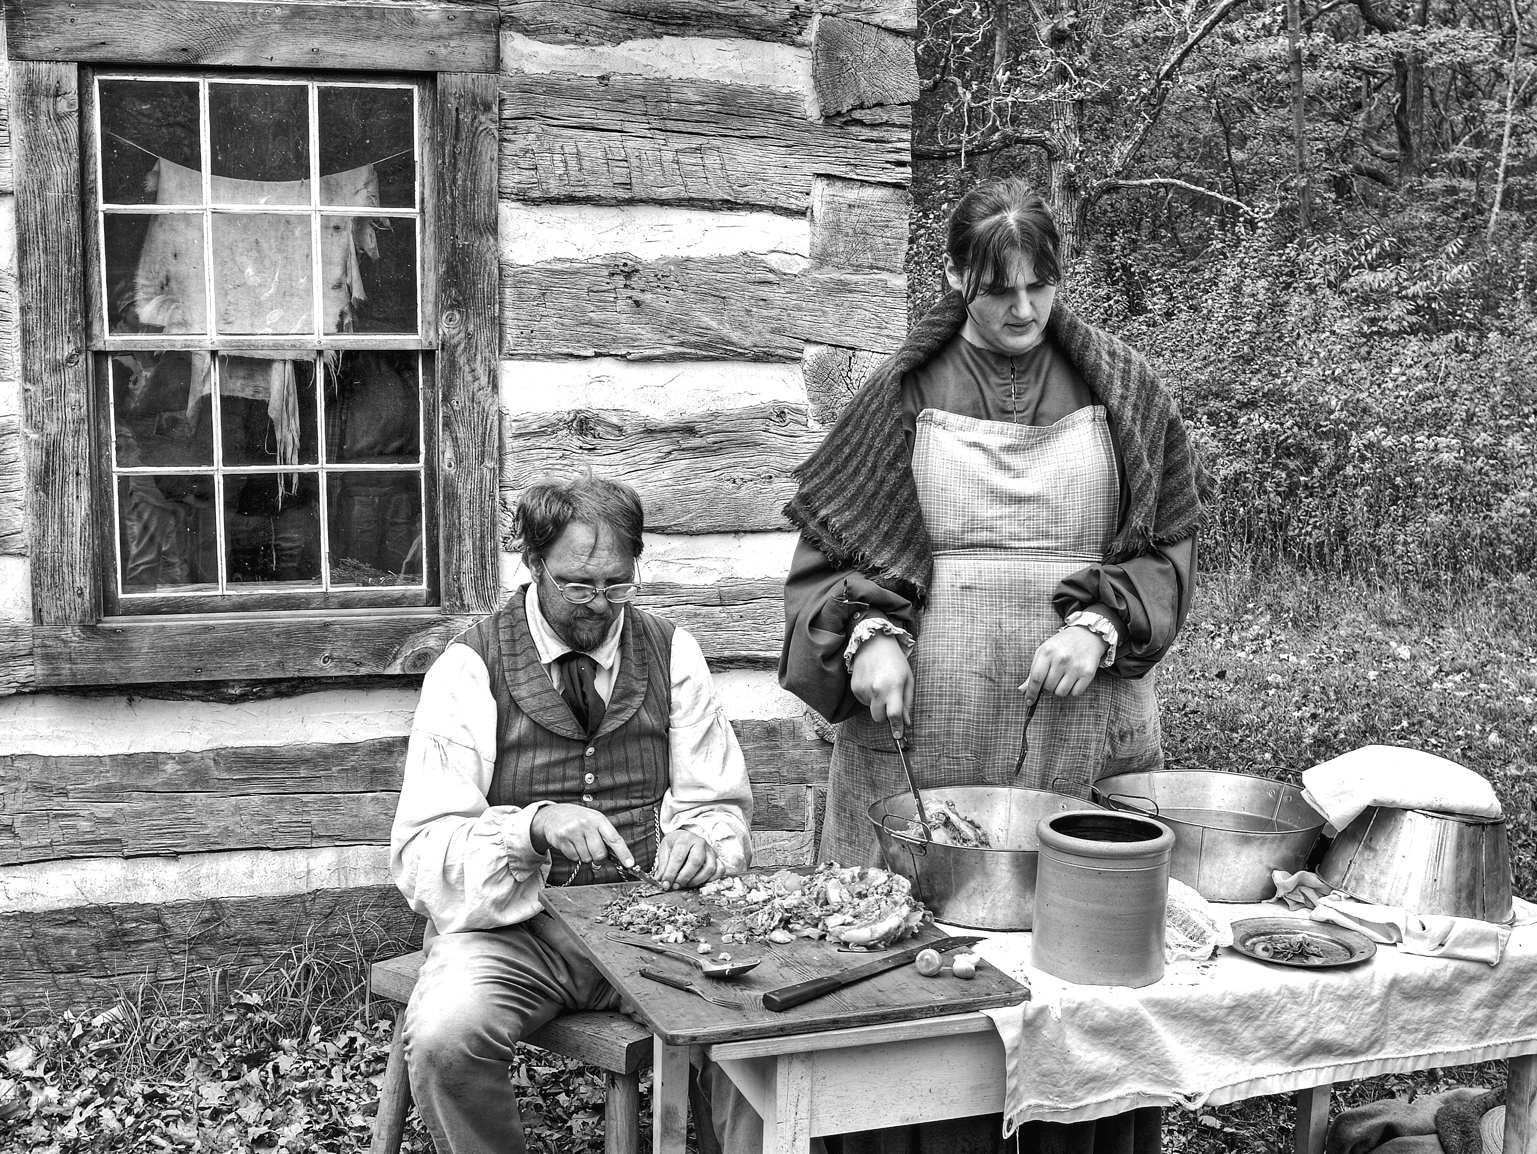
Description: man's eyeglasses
xmin=547 ymin=576 xmax=641 ymax=605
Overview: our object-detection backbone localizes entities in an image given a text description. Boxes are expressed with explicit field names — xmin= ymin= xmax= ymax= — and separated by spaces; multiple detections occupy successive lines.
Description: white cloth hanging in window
xmin=131 ymin=158 xmax=379 ymax=466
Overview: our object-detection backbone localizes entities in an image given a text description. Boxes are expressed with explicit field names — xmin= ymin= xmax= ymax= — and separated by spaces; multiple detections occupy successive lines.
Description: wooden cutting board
xmin=541 ymin=880 xmax=1029 ymax=1047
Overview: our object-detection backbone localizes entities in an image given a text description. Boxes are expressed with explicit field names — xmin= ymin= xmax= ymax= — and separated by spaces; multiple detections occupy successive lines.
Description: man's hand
xmin=850 ymin=632 xmax=915 ymax=739
xmin=653 ymin=830 xmax=720 ymax=891
xmin=530 ymin=804 xmax=634 ymax=869
xmin=1019 ymin=626 xmax=1108 ymax=707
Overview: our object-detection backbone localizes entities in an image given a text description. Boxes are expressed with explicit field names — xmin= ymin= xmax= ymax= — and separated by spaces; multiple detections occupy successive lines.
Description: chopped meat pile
xmin=596 ymin=892 xmax=712 ymax=944
xmin=899 ymin=801 xmax=991 ymax=848
xmin=700 ymin=863 xmax=929 ymax=949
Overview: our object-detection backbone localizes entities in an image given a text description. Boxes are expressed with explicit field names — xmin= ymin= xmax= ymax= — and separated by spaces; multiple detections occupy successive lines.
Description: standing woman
xmin=777 ymin=175 xmax=1208 ymax=1154
xmin=781 ymin=176 xmax=1210 ymax=872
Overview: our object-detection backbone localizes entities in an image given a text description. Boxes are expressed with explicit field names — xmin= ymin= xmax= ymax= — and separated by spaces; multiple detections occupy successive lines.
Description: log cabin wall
xmin=0 ymin=2 xmax=916 ymax=1011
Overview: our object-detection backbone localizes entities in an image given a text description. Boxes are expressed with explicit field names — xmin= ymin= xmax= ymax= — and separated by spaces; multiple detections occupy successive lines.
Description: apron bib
xmin=820 ymin=406 xmax=1163 ymax=866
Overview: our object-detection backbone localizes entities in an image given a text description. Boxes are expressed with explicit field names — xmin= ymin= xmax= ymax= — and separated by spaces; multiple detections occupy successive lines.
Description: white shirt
xmin=390 ymin=583 xmax=754 ymax=934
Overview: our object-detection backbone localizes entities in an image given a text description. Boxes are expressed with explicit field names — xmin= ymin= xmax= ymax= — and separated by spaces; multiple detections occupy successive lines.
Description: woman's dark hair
xmin=514 ymin=474 xmax=645 ymax=566
xmin=945 ymin=178 xmax=1063 ymax=301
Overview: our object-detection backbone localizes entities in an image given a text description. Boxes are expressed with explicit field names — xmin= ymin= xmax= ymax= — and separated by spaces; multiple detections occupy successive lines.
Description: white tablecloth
xmin=961 ymin=904 xmax=1537 ymax=1135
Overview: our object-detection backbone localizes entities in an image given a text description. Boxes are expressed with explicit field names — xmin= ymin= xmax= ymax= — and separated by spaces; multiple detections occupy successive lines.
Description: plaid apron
xmin=820 ymin=406 xmax=1163 ymax=866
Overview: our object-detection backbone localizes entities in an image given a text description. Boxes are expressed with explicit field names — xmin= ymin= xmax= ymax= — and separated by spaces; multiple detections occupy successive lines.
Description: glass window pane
xmin=211 ymin=213 xmax=314 ymax=335
xmin=328 ymin=471 xmax=424 ymax=586
xmin=218 ymin=354 xmax=319 ymax=466
xmin=209 ymin=83 xmax=310 ymax=202
xmin=319 ymin=86 xmax=415 ymax=209
xmin=325 ymin=216 xmax=416 ymax=335
xmin=326 ymin=351 xmax=420 ymax=465
xmin=108 ymin=212 xmax=208 ymax=334
xmin=109 ymin=352 xmax=213 ymax=468
xmin=99 ymin=79 xmax=200 ymax=206
xmin=225 ymin=473 xmax=322 ymax=586
xmin=117 ymin=475 xmax=218 ymax=591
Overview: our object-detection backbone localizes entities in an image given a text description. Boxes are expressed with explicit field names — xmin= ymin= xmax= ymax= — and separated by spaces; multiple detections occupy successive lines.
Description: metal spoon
xmin=606 ymin=932 xmax=761 ymax=979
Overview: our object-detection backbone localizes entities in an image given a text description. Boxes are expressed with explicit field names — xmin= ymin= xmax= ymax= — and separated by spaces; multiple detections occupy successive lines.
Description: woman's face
xmin=945 ymin=252 xmax=1057 ymax=357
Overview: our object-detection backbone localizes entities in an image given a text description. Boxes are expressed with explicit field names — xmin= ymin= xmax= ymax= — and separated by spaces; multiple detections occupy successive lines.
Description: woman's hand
xmin=1020 ymin=626 xmax=1108 ymax=706
xmin=851 ymin=633 xmax=914 ymax=739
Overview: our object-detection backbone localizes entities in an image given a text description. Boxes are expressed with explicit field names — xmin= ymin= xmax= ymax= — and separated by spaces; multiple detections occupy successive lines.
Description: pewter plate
xmin=1229 ymin=917 xmax=1377 ymax=968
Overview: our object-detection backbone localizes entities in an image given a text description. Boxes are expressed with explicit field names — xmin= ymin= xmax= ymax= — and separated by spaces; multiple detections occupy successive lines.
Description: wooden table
xmin=543 ymin=885 xmax=1537 ymax=1154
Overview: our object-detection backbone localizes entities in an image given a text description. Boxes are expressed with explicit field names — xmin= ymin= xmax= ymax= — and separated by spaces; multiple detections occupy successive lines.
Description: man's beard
xmin=554 ymin=609 xmax=615 ymax=653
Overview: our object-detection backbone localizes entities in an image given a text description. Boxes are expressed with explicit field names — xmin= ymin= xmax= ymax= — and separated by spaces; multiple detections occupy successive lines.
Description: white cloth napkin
xmin=1301 ymin=745 xmax=1502 ymax=835
xmin=1309 ymin=896 xmax=1537 ymax=966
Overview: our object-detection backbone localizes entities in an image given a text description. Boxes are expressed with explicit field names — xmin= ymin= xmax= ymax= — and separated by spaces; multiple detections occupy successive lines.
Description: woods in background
xmin=909 ymin=0 xmax=1536 ymax=580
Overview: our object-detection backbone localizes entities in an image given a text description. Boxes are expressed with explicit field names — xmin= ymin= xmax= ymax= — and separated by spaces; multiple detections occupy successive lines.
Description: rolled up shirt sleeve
xmin=661 ymin=627 xmax=754 ymax=877
xmin=780 ymin=535 xmax=919 ymax=723
xmin=1053 ymin=533 xmax=1198 ymax=678
xmin=389 ymin=643 xmax=552 ymax=934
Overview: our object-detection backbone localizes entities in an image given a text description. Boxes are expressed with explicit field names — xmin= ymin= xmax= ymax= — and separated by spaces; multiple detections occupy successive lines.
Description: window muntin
xmin=91 ymin=73 xmax=433 ymax=612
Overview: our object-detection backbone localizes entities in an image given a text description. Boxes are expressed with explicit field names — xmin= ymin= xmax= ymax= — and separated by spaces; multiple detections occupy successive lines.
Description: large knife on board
xmin=762 ymin=935 xmax=985 ymax=1012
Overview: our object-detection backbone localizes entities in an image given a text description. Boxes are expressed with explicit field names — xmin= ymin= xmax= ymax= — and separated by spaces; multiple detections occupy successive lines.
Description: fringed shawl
xmin=783 ymin=291 xmax=1213 ymax=599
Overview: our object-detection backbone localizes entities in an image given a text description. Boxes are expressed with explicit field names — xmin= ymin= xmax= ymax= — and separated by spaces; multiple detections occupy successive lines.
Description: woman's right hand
xmin=850 ymin=633 xmax=914 ymax=739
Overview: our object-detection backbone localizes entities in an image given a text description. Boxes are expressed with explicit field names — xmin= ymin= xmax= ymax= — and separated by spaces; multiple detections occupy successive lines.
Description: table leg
xmin=653 ymin=1039 xmax=690 ymax=1154
xmin=1507 ymin=1054 xmax=1537 ymax=1154
xmin=760 ymin=1051 xmax=814 ymax=1154
xmin=1293 ymin=1083 xmax=1332 ymax=1154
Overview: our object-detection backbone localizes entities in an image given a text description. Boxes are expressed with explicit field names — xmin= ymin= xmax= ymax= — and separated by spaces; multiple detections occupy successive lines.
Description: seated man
xmin=391 ymin=474 xmax=753 ymax=1154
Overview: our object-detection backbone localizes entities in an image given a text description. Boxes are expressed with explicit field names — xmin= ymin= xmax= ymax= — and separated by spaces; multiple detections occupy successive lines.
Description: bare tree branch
xmin=912 ymin=126 xmax=1064 ymax=160
xmin=1108 ymin=0 xmax=1251 ymax=178
xmin=1094 ymin=176 xmax=1260 ymax=217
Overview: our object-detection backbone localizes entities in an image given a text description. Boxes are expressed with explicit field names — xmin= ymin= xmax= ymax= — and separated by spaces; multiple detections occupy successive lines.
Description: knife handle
xmin=762 ymin=974 xmax=846 ymax=1012
xmin=638 ymin=966 xmax=695 ymax=993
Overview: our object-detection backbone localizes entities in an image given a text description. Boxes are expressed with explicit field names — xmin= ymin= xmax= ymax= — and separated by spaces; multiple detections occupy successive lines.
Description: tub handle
xmin=1104 ymin=792 xmax=1160 ymax=818
xmin=880 ymin=811 xmax=930 ymax=856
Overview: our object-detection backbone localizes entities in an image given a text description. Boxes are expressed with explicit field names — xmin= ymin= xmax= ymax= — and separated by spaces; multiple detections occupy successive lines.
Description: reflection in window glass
xmin=226 ymin=473 xmax=323 ymax=586
xmin=327 ymin=351 xmax=421 ymax=465
xmin=209 ymin=83 xmax=310 ymax=197
xmin=327 ymin=471 xmax=424 ymax=587
xmin=116 ymin=475 xmax=218 ymax=591
xmin=219 ymin=354 xmax=319 ymax=466
xmin=111 ymin=351 xmax=213 ymax=469
xmin=320 ymin=86 xmax=415 ymax=209
xmin=211 ymin=213 xmax=315 ymax=335
xmin=99 ymin=79 xmax=199 ymax=206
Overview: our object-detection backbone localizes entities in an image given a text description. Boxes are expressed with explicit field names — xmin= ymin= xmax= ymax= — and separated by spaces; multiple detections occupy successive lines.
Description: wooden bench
xmin=368 ymin=951 xmax=654 ymax=1154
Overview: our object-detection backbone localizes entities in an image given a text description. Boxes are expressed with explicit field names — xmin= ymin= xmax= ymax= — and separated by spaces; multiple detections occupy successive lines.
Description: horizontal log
xmin=0 ymin=624 xmax=35 ymax=697
xmin=811 ymin=176 xmax=910 ymax=273
xmin=502 ymin=405 xmax=817 ymax=536
xmin=501 ymin=254 xmax=906 ymax=360
xmin=1 ymin=717 xmax=830 ymax=863
xmin=500 ymin=72 xmax=909 ymax=212
xmin=752 ymin=828 xmax=815 ymax=868
xmin=819 ymin=0 xmax=916 ymax=33
xmin=503 ymin=0 xmax=816 ymax=45
xmin=0 ymin=415 xmax=22 ymax=555
xmin=2 ymin=0 xmax=498 ymax=72
xmin=31 ymin=613 xmax=481 ymax=687
xmin=813 ymin=15 xmax=918 ymax=116
xmin=0 ymin=884 xmax=422 ymax=1014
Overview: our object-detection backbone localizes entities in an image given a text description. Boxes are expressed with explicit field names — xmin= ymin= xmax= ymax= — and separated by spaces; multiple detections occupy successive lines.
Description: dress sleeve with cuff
xmin=1053 ymin=534 xmax=1198 ymax=679
xmin=779 ymin=535 xmax=919 ymax=723
xmin=660 ymin=627 xmax=754 ymax=878
xmin=389 ymin=643 xmax=553 ymax=934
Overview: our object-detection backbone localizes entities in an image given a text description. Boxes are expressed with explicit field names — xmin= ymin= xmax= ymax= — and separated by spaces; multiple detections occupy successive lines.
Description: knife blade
xmin=761 ymin=935 xmax=984 ymax=1012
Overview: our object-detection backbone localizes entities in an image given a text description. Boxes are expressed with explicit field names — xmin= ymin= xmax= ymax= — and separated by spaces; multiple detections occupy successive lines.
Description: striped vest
xmin=458 ymin=587 xmax=674 ymax=885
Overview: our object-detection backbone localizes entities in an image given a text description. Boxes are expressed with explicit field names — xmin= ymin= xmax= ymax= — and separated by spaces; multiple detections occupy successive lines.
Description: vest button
xmin=584 ymin=746 xmax=596 ymax=758
xmin=583 ymin=772 xmax=595 ymax=785
xmin=582 ymin=794 xmax=595 ymax=804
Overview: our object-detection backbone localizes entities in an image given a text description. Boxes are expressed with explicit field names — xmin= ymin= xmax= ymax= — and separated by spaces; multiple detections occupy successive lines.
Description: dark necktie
xmin=555 ymin=652 xmax=605 ymax=736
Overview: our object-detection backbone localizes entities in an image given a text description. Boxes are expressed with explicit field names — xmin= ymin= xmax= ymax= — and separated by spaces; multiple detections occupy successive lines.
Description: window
xmin=93 ymin=73 xmax=433 ymax=612
xmin=11 ymin=3 xmax=499 ymax=685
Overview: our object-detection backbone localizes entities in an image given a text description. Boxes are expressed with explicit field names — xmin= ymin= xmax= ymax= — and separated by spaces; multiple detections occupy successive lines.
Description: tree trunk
xmin=1048 ymin=95 xmax=1088 ymax=258
xmin=1288 ymin=0 xmax=1311 ymax=231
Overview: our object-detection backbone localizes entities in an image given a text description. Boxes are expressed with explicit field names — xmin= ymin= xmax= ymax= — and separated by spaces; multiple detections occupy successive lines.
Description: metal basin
xmin=1318 ymin=805 xmax=1514 ymax=922
xmin=1093 ymin=770 xmax=1325 ymax=903
xmin=868 ymin=785 xmax=1088 ymax=931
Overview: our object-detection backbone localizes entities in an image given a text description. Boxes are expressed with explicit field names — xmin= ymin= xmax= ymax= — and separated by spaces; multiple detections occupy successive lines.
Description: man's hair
xmin=513 ymin=474 xmax=646 ymax=567
xmin=945 ymin=177 xmax=1063 ymax=301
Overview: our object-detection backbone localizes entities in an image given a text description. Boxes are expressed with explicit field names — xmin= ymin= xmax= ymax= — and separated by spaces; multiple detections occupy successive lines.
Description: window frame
xmin=11 ymin=0 xmax=501 ymax=686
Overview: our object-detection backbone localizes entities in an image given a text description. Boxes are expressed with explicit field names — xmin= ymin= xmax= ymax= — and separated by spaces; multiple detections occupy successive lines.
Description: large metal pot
xmin=1092 ymin=770 xmax=1325 ymax=903
xmin=1318 ymin=806 xmax=1514 ymax=922
xmin=868 ymin=785 xmax=1087 ymax=930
